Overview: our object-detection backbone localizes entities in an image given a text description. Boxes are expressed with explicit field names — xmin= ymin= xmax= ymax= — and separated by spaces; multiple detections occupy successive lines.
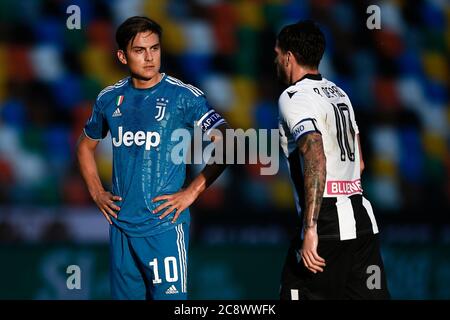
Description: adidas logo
xmin=112 ymin=108 xmax=122 ymax=117
xmin=165 ymin=285 xmax=179 ymax=295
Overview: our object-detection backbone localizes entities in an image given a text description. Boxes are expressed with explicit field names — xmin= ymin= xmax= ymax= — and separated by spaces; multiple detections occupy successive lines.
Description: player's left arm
xmin=152 ymin=123 xmax=230 ymax=223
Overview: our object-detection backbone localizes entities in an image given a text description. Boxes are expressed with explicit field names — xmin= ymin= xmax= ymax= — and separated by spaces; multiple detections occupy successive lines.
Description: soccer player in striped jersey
xmin=76 ymin=16 xmax=228 ymax=300
xmin=275 ymin=21 xmax=390 ymax=299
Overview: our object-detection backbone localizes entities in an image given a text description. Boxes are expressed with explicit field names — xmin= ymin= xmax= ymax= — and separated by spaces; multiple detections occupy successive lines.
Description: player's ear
xmin=117 ymin=50 xmax=128 ymax=65
xmin=285 ymin=52 xmax=291 ymax=67
xmin=287 ymin=51 xmax=294 ymax=65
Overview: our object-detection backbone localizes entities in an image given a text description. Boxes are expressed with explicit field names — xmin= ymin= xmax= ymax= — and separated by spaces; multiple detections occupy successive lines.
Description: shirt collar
xmin=293 ymin=73 xmax=322 ymax=85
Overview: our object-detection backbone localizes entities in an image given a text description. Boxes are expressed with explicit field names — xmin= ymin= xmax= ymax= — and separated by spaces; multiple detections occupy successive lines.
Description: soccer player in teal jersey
xmin=77 ymin=16 xmax=228 ymax=300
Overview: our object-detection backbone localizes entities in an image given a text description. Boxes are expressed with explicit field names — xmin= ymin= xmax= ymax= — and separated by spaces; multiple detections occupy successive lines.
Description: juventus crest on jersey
xmin=278 ymin=74 xmax=379 ymax=241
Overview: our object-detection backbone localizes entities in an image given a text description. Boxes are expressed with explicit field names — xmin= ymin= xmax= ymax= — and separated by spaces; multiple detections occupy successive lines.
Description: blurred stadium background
xmin=0 ymin=0 xmax=449 ymax=299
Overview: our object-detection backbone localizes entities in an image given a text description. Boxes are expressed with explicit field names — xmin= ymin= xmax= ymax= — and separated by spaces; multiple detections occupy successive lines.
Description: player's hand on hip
xmin=92 ymin=191 xmax=122 ymax=225
xmin=152 ymin=189 xmax=197 ymax=223
xmin=300 ymin=228 xmax=326 ymax=274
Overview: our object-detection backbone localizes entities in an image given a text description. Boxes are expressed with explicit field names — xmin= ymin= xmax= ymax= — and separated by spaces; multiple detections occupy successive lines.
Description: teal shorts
xmin=109 ymin=222 xmax=189 ymax=300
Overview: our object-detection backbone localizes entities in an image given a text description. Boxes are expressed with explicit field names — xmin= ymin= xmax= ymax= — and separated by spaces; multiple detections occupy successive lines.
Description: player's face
xmin=118 ymin=31 xmax=161 ymax=84
xmin=274 ymin=43 xmax=289 ymax=84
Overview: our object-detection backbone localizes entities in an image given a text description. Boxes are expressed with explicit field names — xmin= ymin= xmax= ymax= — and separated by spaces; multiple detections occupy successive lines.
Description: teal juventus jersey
xmin=84 ymin=74 xmax=225 ymax=236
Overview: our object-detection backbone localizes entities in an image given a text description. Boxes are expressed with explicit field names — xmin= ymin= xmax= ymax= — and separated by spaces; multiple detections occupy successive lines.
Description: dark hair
xmin=277 ymin=20 xmax=325 ymax=69
xmin=116 ymin=16 xmax=162 ymax=51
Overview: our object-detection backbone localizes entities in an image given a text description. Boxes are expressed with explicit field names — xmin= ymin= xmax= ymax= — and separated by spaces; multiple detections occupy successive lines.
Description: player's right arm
xmin=76 ymin=133 xmax=121 ymax=224
xmin=77 ymin=91 xmax=122 ymax=224
xmin=77 ymin=93 xmax=121 ymax=224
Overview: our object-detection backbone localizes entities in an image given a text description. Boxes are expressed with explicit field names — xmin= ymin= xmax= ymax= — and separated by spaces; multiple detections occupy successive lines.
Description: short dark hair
xmin=277 ymin=20 xmax=325 ymax=69
xmin=116 ymin=16 xmax=162 ymax=51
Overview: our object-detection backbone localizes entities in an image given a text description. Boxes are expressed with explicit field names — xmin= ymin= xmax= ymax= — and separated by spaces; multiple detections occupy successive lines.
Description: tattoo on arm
xmin=298 ymin=133 xmax=326 ymax=230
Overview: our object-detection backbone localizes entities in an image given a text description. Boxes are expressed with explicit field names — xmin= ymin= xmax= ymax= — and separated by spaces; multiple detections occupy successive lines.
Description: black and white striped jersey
xmin=278 ymin=74 xmax=379 ymax=241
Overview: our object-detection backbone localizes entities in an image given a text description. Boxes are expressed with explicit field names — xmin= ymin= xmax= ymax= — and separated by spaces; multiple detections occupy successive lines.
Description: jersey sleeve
xmin=185 ymin=94 xmax=226 ymax=134
xmin=278 ymin=92 xmax=321 ymax=142
xmin=84 ymin=98 xmax=109 ymax=140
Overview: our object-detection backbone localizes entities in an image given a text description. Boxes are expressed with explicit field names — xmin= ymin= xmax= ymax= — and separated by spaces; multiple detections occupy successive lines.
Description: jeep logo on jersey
xmin=112 ymin=126 xmax=160 ymax=150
